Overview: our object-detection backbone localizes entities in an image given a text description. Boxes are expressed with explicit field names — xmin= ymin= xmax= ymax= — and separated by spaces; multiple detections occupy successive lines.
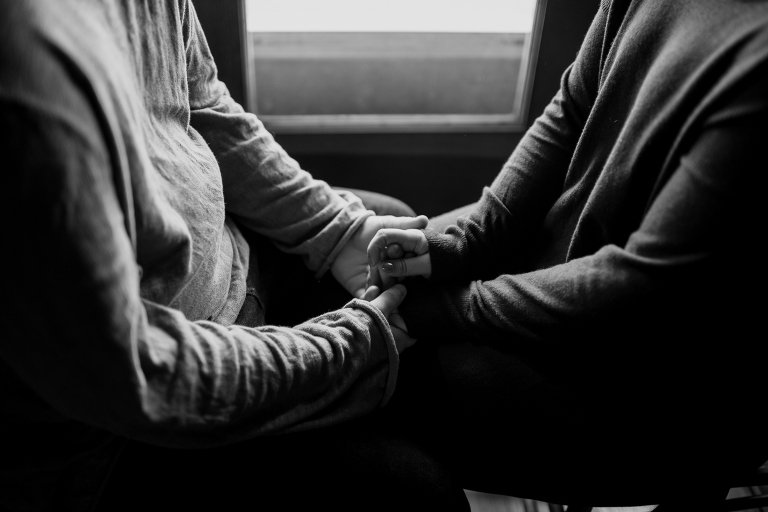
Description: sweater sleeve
xmin=401 ymin=66 xmax=768 ymax=363
xmin=425 ymin=5 xmax=606 ymax=283
xmin=0 ymin=96 xmax=398 ymax=448
xmin=182 ymin=2 xmax=370 ymax=277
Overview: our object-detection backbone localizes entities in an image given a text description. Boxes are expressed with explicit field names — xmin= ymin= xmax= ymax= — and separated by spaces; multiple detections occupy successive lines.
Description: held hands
xmin=366 ymin=226 xmax=432 ymax=291
xmin=363 ymin=284 xmax=416 ymax=353
xmin=361 ymin=225 xmax=431 ymax=353
xmin=331 ymin=214 xmax=428 ymax=353
xmin=331 ymin=215 xmax=428 ymax=298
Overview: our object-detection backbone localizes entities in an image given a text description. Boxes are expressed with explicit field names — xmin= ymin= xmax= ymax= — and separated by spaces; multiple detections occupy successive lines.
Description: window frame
xmin=195 ymin=0 xmax=600 ymax=158
xmin=243 ymin=1 xmax=548 ymax=134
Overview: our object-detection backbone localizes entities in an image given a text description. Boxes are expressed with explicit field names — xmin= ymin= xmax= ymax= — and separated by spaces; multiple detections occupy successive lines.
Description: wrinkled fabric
xmin=0 ymin=1 xmax=399 ymax=510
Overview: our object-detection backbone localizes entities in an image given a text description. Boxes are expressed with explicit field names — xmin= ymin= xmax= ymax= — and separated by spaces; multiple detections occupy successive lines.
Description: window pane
xmin=246 ymin=0 xmax=536 ymax=33
xmin=245 ymin=0 xmax=541 ymax=130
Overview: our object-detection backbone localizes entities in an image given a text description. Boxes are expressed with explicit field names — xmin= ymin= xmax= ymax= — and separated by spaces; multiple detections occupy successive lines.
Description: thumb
xmin=370 ymin=284 xmax=407 ymax=317
xmin=380 ymin=253 xmax=432 ymax=278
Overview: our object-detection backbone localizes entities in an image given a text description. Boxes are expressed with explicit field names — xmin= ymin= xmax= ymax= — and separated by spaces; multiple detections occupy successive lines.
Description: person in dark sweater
xmin=368 ymin=0 xmax=768 ymax=505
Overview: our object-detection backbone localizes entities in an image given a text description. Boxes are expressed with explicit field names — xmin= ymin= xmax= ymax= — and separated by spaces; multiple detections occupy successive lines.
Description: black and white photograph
xmin=1 ymin=0 xmax=767 ymax=510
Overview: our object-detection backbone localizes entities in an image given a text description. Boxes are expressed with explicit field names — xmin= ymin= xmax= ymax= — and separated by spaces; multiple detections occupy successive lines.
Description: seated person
xmin=367 ymin=0 xmax=768 ymax=506
xmin=0 ymin=1 xmax=436 ymax=510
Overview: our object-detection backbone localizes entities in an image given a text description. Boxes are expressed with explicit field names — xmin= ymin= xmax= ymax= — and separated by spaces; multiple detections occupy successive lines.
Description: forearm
xmin=422 ymin=10 xmax=606 ymax=281
xmin=3 ymin=293 xmax=397 ymax=448
xmin=404 ymin=86 xmax=768 ymax=359
xmin=131 ymin=298 xmax=398 ymax=445
xmin=401 ymin=245 xmax=673 ymax=351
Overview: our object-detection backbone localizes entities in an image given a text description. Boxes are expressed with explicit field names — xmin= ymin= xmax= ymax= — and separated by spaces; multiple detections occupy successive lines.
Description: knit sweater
xmin=401 ymin=0 xmax=768 ymax=395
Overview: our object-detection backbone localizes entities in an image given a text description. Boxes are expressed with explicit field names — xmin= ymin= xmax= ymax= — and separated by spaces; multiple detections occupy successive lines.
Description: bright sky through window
xmin=246 ymin=0 xmax=537 ymax=33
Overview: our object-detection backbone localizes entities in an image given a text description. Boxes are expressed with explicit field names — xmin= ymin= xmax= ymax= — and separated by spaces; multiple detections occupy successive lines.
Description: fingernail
xmin=382 ymin=262 xmax=394 ymax=274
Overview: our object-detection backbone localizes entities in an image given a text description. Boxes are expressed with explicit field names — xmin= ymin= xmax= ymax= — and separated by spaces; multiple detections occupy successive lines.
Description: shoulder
xmin=0 ymin=1 xmax=107 ymax=150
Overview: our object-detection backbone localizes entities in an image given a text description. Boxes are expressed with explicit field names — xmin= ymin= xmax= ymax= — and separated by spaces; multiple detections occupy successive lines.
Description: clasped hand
xmin=366 ymin=225 xmax=433 ymax=290
xmin=362 ymin=222 xmax=433 ymax=354
xmin=331 ymin=214 xmax=429 ymax=298
xmin=330 ymin=214 xmax=429 ymax=353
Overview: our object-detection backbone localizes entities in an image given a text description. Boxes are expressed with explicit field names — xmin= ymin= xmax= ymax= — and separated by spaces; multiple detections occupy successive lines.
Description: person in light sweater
xmin=0 ymin=1 xmax=456 ymax=510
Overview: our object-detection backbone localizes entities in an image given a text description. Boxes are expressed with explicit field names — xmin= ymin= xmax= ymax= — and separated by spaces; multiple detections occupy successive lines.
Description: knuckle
xmin=388 ymin=245 xmax=403 ymax=259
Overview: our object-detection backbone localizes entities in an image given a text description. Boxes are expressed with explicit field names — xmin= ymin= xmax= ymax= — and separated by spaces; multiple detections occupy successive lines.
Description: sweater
xmin=401 ymin=0 xmax=768 ymax=401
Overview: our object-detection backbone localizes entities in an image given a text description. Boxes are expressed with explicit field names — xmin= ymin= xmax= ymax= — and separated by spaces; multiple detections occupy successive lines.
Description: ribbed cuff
xmin=423 ymin=228 xmax=466 ymax=283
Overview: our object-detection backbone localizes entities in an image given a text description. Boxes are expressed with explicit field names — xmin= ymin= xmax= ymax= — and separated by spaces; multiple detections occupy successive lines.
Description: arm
xmin=366 ymin=8 xmax=607 ymax=285
xmin=400 ymin=68 xmax=768 ymax=362
xmin=413 ymin=4 xmax=607 ymax=283
xmin=182 ymin=2 xmax=369 ymax=277
xmin=0 ymin=97 xmax=402 ymax=447
xmin=181 ymin=2 xmax=428 ymax=296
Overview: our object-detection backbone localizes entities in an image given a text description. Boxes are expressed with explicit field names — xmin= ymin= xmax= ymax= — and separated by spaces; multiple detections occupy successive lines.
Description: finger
xmin=392 ymin=327 xmax=417 ymax=354
xmin=368 ymin=229 xmax=428 ymax=266
xmin=389 ymin=310 xmax=408 ymax=333
xmin=363 ymin=285 xmax=381 ymax=302
xmin=369 ymin=284 xmax=407 ymax=317
xmin=382 ymin=214 xmax=429 ymax=230
xmin=378 ymin=265 xmax=399 ymax=291
xmin=386 ymin=243 xmax=404 ymax=260
xmin=380 ymin=253 xmax=432 ymax=278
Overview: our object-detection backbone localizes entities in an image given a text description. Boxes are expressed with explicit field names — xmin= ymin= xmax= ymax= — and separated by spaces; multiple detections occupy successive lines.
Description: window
xmin=245 ymin=0 xmax=546 ymax=133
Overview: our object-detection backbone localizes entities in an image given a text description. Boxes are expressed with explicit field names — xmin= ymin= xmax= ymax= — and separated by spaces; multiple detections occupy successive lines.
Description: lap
xmin=392 ymin=204 xmax=761 ymax=504
xmin=99 ymin=345 xmax=468 ymax=511
xmin=97 ymin=413 xmax=466 ymax=511
xmin=98 ymin=346 xmax=466 ymax=511
xmin=389 ymin=323 xmax=762 ymax=507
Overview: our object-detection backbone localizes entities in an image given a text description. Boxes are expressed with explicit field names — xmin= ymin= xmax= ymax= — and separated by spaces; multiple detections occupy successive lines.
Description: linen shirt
xmin=0 ymin=0 xmax=399 ymax=477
